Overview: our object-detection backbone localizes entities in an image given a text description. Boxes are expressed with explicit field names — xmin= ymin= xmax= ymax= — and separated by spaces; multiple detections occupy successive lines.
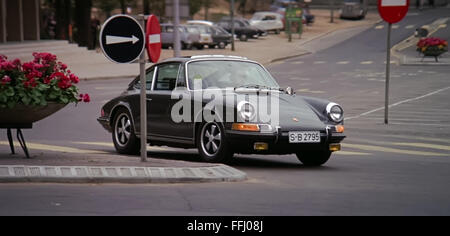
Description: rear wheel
xmin=218 ymin=42 xmax=226 ymax=49
xmin=112 ymin=108 xmax=140 ymax=155
xmin=239 ymin=34 xmax=248 ymax=42
xmin=197 ymin=122 xmax=233 ymax=163
xmin=296 ymin=149 xmax=331 ymax=167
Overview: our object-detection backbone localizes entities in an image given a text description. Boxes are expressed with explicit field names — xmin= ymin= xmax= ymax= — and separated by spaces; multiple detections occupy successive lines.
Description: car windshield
xmin=186 ymin=26 xmax=199 ymax=33
xmin=187 ymin=60 xmax=279 ymax=90
xmin=214 ymin=26 xmax=229 ymax=34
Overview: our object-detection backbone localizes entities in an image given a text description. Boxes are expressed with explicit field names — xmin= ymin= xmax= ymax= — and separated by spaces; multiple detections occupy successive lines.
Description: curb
xmin=0 ymin=164 xmax=247 ymax=184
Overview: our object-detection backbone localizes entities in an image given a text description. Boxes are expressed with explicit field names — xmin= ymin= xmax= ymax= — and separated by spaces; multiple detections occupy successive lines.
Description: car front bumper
xmin=97 ymin=117 xmax=112 ymax=133
xmin=225 ymin=129 xmax=345 ymax=155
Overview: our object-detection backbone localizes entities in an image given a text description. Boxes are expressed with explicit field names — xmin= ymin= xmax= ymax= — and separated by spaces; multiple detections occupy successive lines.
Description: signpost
xmin=100 ymin=15 xmax=145 ymax=64
xmin=377 ymin=0 xmax=409 ymax=124
xmin=100 ymin=14 xmax=161 ymax=162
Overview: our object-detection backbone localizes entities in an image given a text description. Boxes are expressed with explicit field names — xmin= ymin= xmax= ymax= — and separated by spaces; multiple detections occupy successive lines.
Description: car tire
xmin=296 ymin=149 xmax=331 ymax=167
xmin=112 ymin=108 xmax=140 ymax=155
xmin=275 ymin=29 xmax=281 ymax=35
xmin=197 ymin=122 xmax=233 ymax=163
xmin=218 ymin=42 xmax=226 ymax=49
xmin=239 ymin=34 xmax=248 ymax=42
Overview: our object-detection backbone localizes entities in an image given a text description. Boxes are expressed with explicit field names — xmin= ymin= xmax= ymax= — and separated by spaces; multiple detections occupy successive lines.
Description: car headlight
xmin=326 ymin=103 xmax=344 ymax=123
xmin=237 ymin=101 xmax=256 ymax=121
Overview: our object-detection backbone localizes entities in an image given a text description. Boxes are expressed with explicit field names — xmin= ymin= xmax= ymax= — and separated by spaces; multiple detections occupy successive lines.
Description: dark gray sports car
xmin=98 ymin=55 xmax=345 ymax=166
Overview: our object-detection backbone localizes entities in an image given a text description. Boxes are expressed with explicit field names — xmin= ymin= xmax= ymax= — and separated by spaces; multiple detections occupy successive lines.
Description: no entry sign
xmin=378 ymin=0 xmax=409 ymax=24
xmin=100 ymin=15 xmax=146 ymax=64
xmin=146 ymin=15 xmax=162 ymax=63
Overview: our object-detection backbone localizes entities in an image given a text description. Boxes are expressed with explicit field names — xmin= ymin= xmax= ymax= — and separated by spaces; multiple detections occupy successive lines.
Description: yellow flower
xmin=421 ymin=47 xmax=427 ymax=52
xmin=438 ymin=45 xmax=443 ymax=49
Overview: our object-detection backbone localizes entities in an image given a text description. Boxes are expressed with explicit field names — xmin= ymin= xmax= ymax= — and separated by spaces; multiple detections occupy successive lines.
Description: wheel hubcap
xmin=115 ymin=114 xmax=131 ymax=147
xmin=201 ymin=123 xmax=222 ymax=156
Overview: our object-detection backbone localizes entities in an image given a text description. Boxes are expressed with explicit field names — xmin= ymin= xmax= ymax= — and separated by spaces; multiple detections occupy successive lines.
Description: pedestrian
xmin=90 ymin=16 xmax=100 ymax=50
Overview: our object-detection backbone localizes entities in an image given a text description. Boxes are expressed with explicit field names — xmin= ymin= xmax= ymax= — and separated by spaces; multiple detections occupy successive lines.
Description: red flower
xmin=79 ymin=93 xmax=90 ymax=103
xmin=1 ymin=75 xmax=11 ymax=85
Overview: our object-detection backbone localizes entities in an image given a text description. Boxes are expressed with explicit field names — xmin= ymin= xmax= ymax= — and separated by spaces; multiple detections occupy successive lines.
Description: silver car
xmin=250 ymin=12 xmax=284 ymax=34
xmin=340 ymin=0 xmax=368 ymax=20
xmin=161 ymin=23 xmax=201 ymax=50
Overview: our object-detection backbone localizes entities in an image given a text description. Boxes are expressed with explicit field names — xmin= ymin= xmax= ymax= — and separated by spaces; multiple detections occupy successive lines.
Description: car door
xmin=148 ymin=62 xmax=186 ymax=141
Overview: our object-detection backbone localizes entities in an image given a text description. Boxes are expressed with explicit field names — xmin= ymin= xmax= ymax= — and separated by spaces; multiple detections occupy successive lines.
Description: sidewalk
xmin=392 ymin=17 xmax=450 ymax=66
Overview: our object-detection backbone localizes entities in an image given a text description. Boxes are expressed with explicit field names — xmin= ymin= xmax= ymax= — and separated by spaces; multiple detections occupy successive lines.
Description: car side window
xmin=154 ymin=63 xmax=180 ymax=91
xmin=134 ymin=68 xmax=154 ymax=90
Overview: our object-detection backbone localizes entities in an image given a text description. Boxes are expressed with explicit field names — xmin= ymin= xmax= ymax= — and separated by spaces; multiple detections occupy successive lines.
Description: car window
xmin=187 ymin=61 xmax=279 ymax=90
xmin=176 ymin=64 xmax=187 ymax=88
xmin=134 ymin=68 xmax=154 ymax=90
xmin=154 ymin=63 xmax=181 ymax=91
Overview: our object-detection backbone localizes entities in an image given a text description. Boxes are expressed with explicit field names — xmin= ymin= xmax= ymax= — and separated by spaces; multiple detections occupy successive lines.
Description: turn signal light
xmin=329 ymin=143 xmax=341 ymax=152
xmin=232 ymin=123 xmax=260 ymax=132
xmin=335 ymin=125 xmax=345 ymax=133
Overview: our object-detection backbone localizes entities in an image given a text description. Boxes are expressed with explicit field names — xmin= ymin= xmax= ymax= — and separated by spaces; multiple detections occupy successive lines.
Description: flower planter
xmin=0 ymin=102 xmax=66 ymax=125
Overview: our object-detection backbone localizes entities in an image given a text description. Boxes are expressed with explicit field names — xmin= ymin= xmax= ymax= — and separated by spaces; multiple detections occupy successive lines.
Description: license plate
xmin=288 ymin=131 xmax=321 ymax=143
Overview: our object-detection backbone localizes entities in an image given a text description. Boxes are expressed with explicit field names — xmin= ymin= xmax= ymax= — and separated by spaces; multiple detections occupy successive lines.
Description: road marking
xmin=375 ymin=25 xmax=384 ymax=30
xmin=345 ymin=86 xmax=450 ymax=120
xmin=296 ymin=88 xmax=325 ymax=94
xmin=342 ymin=143 xmax=448 ymax=156
xmin=337 ymin=61 xmax=350 ymax=65
xmin=405 ymin=25 xmax=415 ymax=29
xmin=73 ymin=141 xmax=173 ymax=152
xmin=392 ymin=25 xmax=400 ymax=29
xmin=374 ymin=134 xmax=450 ymax=144
xmin=313 ymin=61 xmax=326 ymax=64
xmin=335 ymin=151 xmax=371 ymax=156
xmin=360 ymin=61 xmax=373 ymax=65
xmin=0 ymin=142 xmax=107 ymax=154
xmin=393 ymin=142 xmax=450 ymax=151
xmin=292 ymin=61 xmax=304 ymax=65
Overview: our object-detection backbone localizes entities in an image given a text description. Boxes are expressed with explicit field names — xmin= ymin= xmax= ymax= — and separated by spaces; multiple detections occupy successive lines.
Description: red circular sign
xmin=378 ymin=0 xmax=409 ymax=24
xmin=146 ymin=15 xmax=162 ymax=63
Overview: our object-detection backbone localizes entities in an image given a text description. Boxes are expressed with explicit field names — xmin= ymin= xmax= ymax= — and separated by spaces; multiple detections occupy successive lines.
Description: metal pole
xmin=139 ymin=14 xmax=147 ymax=162
xmin=330 ymin=0 xmax=335 ymax=23
xmin=230 ymin=0 xmax=235 ymax=51
xmin=173 ymin=0 xmax=181 ymax=57
xmin=384 ymin=23 xmax=392 ymax=125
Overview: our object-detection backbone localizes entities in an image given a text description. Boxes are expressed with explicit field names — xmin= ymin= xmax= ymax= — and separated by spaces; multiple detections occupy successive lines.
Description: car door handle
xmin=146 ymin=98 xmax=152 ymax=102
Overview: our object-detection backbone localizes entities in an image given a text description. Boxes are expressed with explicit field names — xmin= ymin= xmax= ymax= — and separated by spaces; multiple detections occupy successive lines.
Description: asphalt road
xmin=0 ymin=8 xmax=449 ymax=216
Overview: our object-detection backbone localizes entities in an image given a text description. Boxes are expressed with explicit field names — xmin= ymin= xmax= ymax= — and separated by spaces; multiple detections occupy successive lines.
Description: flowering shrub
xmin=416 ymin=37 xmax=448 ymax=55
xmin=0 ymin=53 xmax=89 ymax=109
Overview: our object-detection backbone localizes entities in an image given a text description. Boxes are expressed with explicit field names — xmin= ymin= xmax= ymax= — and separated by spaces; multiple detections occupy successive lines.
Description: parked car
xmin=187 ymin=21 xmax=232 ymax=49
xmin=160 ymin=23 xmax=201 ymax=50
xmin=98 ymin=55 xmax=346 ymax=166
xmin=340 ymin=0 xmax=368 ymax=20
xmin=216 ymin=19 xmax=260 ymax=41
xmin=185 ymin=24 xmax=213 ymax=49
xmin=250 ymin=12 xmax=284 ymax=34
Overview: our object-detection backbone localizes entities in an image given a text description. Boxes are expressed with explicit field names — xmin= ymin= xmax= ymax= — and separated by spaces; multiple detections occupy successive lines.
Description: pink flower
xmin=79 ymin=93 xmax=90 ymax=103
xmin=1 ymin=75 xmax=11 ymax=85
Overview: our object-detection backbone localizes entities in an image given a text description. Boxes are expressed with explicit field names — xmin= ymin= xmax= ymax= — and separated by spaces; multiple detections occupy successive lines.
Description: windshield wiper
xmin=234 ymin=84 xmax=280 ymax=91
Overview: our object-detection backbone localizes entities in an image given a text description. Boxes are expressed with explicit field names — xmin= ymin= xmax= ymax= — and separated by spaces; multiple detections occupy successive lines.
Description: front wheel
xmin=112 ymin=108 xmax=140 ymax=155
xmin=296 ymin=149 xmax=331 ymax=167
xmin=197 ymin=122 xmax=233 ymax=163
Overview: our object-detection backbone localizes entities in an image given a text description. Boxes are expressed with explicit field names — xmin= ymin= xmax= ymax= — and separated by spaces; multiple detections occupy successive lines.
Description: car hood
xmin=228 ymin=90 xmax=327 ymax=131
xmin=276 ymin=93 xmax=327 ymax=131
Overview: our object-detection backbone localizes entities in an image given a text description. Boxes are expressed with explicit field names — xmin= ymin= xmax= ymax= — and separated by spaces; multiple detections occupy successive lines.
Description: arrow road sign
xmin=106 ymin=35 xmax=140 ymax=45
xmin=100 ymin=15 xmax=145 ymax=64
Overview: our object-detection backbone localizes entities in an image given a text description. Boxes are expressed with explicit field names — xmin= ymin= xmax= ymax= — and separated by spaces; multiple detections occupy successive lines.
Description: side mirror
xmin=286 ymin=87 xmax=294 ymax=95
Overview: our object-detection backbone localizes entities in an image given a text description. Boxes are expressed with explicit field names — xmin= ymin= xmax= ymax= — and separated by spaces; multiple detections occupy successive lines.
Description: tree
xmin=95 ymin=0 xmax=118 ymax=17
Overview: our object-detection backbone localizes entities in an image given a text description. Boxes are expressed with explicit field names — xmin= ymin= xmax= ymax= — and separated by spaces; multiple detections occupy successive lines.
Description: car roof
xmin=160 ymin=55 xmax=253 ymax=64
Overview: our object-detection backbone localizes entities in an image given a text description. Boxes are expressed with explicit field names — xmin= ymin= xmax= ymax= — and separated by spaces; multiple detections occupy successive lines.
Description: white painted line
xmin=405 ymin=25 xmax=415 ymax=29
xmin=313 ymin=61 xmax=326 ymax=64
xmin=337 ymin=61 xmax=350 ymax=65
xmin=375 ymin=25 xmax=384 ymax=30
xmin=345 ymin=86 xmax=450 ymax=120
xmin=392 ymin=25 xmax=400 ymax=29
xmin=381 ymin=0 xmax=407 ymax=6
xmin=292 ymin=61 xmax=304 ymax=65
xmin=360 ymin=61 xmax=373 ymax=65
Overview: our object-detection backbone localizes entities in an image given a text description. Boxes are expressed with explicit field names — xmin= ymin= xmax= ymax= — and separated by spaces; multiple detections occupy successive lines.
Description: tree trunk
xmin=74 ymin=0 xmax=92 ymax=48
xmin=120 ymin=0 xmax=126 ymax=14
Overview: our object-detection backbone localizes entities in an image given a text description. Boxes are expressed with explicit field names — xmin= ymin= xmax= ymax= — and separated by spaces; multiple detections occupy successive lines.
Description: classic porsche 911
xmin=98 ymin=55 xmax=345 ymax=166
